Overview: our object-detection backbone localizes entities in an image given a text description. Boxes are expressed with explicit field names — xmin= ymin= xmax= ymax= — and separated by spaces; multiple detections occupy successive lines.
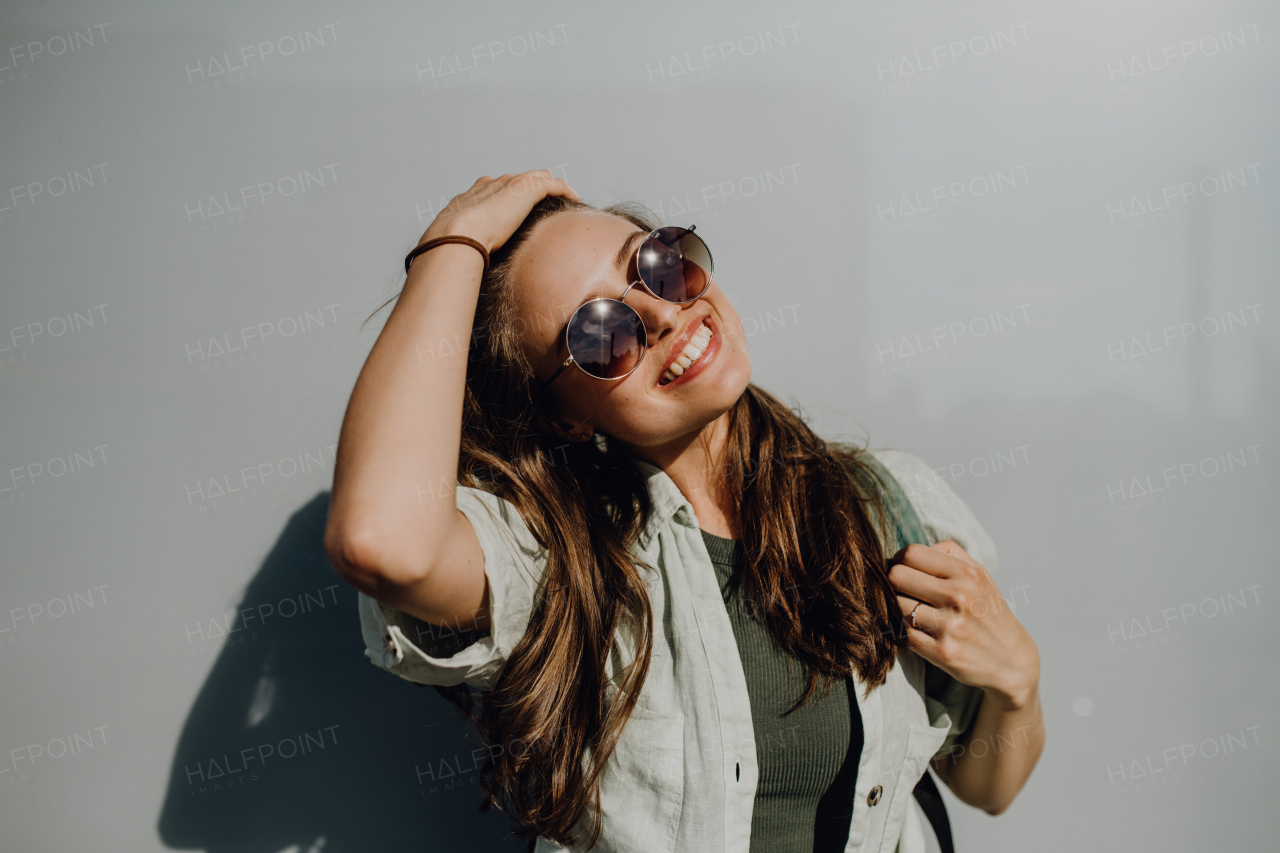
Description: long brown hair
xmin=403 ymin=197 xmax=907 ymax=848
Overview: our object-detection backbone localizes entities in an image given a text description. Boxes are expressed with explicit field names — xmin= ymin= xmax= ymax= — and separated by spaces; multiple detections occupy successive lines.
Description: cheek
xmin=600 ymin=373 xmax=750 ymax=446
xmin=712 ymin=313 xmax=752 ymax=377
xmin=706 ymin=295 xmax=749 ymax=356
xmin=571 ymin=383 xmax=659 ymax=440
xmin=554 ymin=383 xmax=599 ymax=424
xmin=718 ymin=300 xmax=746 ymax=331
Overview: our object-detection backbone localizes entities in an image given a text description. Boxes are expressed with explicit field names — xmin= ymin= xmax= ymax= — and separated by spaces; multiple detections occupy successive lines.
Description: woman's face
xmin=512 ymin=210 xmax=752 ymax=454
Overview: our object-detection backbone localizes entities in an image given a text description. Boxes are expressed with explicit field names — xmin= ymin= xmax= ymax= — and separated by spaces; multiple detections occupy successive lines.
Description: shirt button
xmin=867 ymin=784 xmax=883 ymax=806
xmin=383 ymin=631 xmax=396 ymax=653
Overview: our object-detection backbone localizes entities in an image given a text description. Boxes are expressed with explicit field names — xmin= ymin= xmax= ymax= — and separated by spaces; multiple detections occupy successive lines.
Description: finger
xmin=557 ymin=179 xmax=581 ymax=201
xmin=503 ymin=173 xmax=547 ymax=198
xmin=503 ymin=173 xmax=579 ymax=203
xmin=930 ymin=539 xmax=979 ymax=565
xmin=550 ymin=177 xmax=580 ymax=201
xmin=467 ymin=175 xmax=515 ymax=201
xmin=456 ymin=179 xmax=501 ymax=204
xmin=887 ymin=563 xmax=948 ymax=605
xmin=521 ymin=169 xmax=568 ymax=189
xmin=896 ymin=596 xmax=947 ymax=636
xmin=891 ymin=542 xmax=962 ymax=579
xmin=901 ymin=610 xmax=942 ymax=658
xmin=525 ymin=168 xmax=578 ymax=197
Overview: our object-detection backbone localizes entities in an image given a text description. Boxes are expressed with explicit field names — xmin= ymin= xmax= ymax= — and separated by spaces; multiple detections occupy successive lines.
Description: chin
xmin=688 ymin=363 xmax=752 ymax=424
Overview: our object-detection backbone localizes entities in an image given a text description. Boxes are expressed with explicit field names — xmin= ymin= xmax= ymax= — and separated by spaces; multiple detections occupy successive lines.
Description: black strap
xmin=913 ymin=770 xmax=954 ymax=853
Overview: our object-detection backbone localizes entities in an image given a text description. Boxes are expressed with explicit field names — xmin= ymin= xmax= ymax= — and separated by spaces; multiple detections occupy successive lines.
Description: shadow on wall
xmin=157 ymin=491 xmax=526 ymax=853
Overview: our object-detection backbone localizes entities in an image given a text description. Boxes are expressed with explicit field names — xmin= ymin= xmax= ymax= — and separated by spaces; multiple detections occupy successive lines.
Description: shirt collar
xmin=629 ymin=455 xmax=698 ymax=549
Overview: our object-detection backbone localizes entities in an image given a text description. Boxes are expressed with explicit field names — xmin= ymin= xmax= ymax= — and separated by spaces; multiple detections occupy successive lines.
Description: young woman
xmin=325 ymin=171 xmax=1044 ymax=853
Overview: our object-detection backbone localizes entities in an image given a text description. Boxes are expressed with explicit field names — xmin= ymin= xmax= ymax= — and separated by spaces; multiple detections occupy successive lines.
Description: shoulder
xmin=865 ymin=448 xmax=937 ymax=495
xmin=865 ymin=448 xmax=999 ymax=573
xmin=454 ymin=484 xmax=546 ymax=570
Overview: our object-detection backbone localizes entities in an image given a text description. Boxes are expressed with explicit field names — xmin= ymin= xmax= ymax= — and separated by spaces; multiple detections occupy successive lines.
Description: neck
xmin=622 ymin=411 xmax=740 ymax=539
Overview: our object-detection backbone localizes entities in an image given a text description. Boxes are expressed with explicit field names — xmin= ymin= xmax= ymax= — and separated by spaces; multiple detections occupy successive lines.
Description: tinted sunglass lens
xmin=565 ymin=300 xmax=646 ymax=379
xmin=637 ymin=227 xmax=713 ymax=302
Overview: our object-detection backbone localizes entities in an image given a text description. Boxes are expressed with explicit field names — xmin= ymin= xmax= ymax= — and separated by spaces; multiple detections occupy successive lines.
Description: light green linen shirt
xmin=358 ymin=448 xmax=995 ymax=853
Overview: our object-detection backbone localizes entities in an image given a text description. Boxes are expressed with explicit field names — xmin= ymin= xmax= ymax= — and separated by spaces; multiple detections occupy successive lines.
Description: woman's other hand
xmin=888 ymin=540 xmax=1040 ymax=708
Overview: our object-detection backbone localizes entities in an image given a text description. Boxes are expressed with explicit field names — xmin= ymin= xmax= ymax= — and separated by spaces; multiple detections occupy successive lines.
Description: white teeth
xmin=661 ymin=321 xmax=714 ymax=384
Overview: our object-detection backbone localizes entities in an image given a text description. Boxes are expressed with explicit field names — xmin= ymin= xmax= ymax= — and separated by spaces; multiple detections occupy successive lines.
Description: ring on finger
xmin=909 ymin=602 xmax=922 ymax=629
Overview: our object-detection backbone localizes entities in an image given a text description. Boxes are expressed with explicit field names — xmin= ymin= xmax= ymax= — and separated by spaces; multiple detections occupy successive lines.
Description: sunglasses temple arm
xmin=547 ymin=355 xmax=574 ymax=386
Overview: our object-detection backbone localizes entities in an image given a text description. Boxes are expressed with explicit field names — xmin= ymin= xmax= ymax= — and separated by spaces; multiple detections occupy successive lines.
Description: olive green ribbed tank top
xmin=700 ymin=529 xmax=863 ymax=852
xmin=701 ymin=448 xmax=929 ymax=852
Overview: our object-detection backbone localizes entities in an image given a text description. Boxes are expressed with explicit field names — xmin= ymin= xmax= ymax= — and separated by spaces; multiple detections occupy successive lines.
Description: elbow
xmin=982 ymin=799 xmax=1012 ymax=817
xmin=974 ymin=783 xmax=1027 ymax=816
xmin=324 ymin=518 xmax=428 ymax=596
xmin=323 ymin=520 xmax=380 ymax=593
xmin=947 ymin=780 xmax=1019 ymax=817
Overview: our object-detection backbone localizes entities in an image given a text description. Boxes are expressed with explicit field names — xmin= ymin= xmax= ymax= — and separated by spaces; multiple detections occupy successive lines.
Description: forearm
xmin=326 ymin=242 xmax=484 ymax=584
xmin=933 ymin=686 xmax=1044 ymax=815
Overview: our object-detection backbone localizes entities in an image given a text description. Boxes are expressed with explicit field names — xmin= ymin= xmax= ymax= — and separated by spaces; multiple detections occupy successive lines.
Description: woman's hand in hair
xmin=420 ymin=170 xmax=580 ymax=254
xmin=888 ymin=541 xmax=1040 ymax=708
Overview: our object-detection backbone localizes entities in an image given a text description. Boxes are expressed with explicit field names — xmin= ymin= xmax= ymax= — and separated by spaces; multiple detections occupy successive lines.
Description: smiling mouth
xmin=659 ymin=319 xmax=714 ymax=386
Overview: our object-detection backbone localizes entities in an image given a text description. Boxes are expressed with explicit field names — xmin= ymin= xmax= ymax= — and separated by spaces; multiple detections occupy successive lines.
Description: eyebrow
xmin=614 ymin=230 xmax=646 ymax=272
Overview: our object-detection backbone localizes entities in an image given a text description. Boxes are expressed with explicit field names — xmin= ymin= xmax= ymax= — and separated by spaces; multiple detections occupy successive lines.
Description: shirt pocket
xmin=878 ymin=720 xmax=950 ymax=853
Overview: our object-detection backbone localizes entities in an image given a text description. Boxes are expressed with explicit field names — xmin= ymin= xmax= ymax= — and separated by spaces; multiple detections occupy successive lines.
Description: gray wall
xmin=1 ymin=1 xmax=1276 ymax=850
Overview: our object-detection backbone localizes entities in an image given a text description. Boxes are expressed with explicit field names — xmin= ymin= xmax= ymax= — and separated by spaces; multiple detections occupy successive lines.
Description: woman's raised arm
xmin=324 ymin=171 xmax=578 ymax=630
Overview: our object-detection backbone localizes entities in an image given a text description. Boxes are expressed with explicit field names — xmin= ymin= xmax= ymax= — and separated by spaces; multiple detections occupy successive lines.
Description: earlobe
xmin=550 ymin=416 xmax=593 ymax=443
xmin=554 ymin=412 xmax=595 ymax=443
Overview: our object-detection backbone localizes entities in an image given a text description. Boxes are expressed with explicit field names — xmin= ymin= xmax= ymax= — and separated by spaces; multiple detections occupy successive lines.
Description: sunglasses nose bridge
xmin=628 ymin=288 xmax=684 ymax=346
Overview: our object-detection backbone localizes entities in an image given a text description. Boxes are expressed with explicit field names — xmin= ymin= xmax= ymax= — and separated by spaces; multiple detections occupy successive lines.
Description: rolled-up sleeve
xmin=358 ymin=485 xmax=547 ymax=691
xmin=923 ymin=661 xmax=987 ymax=762
xmin=872 ymin=449 xmax=998 ymax=760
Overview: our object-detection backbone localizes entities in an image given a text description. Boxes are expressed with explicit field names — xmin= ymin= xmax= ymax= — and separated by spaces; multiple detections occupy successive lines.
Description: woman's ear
xmin=559 ymin=418 xmax=594 ymax=442
xmin=553 ymin=409 xmax=595 ymax=443
xmin=530 ymin=386 xmax=591 ymax=443
xmin=540 ymin=410 xmax=593 ymax=444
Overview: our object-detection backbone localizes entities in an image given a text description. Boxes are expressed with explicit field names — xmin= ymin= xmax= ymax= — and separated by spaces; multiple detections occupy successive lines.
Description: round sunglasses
xmin=546 ymin=225 xmax=713 ymax=386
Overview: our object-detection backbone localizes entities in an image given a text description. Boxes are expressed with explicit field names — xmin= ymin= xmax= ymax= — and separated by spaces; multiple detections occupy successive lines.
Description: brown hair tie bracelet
xmin=404 ymin=235 xmax=490 ymax=276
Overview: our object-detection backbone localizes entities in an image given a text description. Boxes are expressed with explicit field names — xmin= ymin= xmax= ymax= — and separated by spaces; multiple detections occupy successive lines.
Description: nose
xmin=624 ymin=286 xmax=682 ymax=344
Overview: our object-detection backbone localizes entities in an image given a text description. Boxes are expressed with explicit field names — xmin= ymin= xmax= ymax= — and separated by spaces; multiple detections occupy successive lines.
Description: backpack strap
xmin=844 ymin=447 xmax=931 ymax=554
xmin=835 ymin=445 xmax=955 ymax=853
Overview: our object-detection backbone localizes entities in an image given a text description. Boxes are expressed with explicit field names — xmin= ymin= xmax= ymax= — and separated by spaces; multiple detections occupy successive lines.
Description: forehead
xmin=513 ymin=210 xmax=643 ymax=315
